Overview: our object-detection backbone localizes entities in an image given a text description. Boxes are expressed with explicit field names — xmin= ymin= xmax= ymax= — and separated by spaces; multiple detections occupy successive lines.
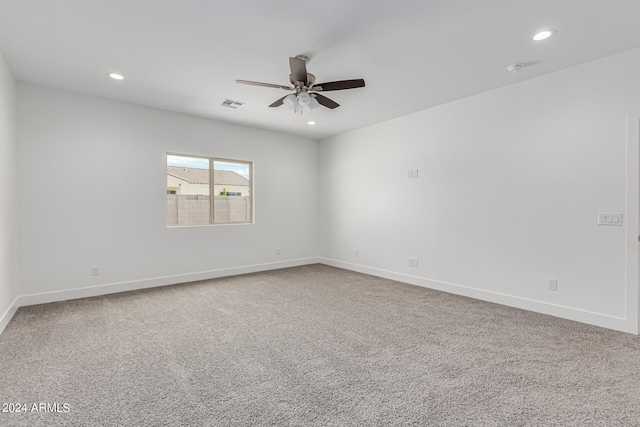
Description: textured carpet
xmin=1 ymin=264 xmax=640 ymax=426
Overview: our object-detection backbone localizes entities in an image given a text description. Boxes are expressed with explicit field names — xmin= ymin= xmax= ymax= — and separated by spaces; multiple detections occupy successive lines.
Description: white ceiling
xmin=1 ymin=1 xmax=640 ymax=140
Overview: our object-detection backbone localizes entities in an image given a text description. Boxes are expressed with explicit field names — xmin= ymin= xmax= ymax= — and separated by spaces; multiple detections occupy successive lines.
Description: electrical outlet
xmin=354 ymin=250 xmax=359 ymax=258
xmin=276 ymin=248 xmax=280 ymax=256
xmin=414 ymin=258 xmax=419 ymax=267
xmin=547 ymin=278 xmax=557 ymax=291
xmin=91 ymin=265 xmax=100 ymax=276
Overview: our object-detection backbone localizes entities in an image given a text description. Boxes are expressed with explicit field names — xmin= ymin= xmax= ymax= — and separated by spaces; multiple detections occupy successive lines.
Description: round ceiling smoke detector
xmin=507 ymin=64 xmax=523 ymax=74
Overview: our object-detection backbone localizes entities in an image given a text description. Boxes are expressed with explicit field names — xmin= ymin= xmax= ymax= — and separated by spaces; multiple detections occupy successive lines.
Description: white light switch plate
xmin=598 ymin=212 xmax=623 ymax=226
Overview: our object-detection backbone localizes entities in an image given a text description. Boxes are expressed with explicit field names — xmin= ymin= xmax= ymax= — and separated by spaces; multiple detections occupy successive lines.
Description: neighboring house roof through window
xmin=167 ymin=166 xmax=249 ymax=186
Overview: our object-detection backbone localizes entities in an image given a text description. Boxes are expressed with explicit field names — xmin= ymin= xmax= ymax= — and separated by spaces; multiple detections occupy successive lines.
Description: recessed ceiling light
xmin=532 ymin=29 xmax=556 ymax=41
xmin=108 ymin=73 xmax=124 ymax=80
xmin=308 ymin=121 xmax=316 ymax=126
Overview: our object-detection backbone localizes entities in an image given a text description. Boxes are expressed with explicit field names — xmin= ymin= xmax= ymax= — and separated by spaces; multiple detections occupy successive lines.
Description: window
xmin=166 ymin=153 xmax=253 ymax=226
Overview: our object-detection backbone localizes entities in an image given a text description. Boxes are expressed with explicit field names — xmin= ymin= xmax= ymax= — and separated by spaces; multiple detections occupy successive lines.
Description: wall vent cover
xmin=221 ymin=99 xmax=245 ymax=109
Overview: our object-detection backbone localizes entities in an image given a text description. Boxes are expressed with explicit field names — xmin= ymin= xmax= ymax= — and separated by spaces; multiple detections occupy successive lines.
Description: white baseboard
xmin=0 ymin=297 xmax=19 ymax=336
xmin=319 ymin=258 xmax=629 ymax=333
xmin=2 ymin=257 xmax=630 ymax=336
xmin=14 ymin=257 xmax=321 ymax=309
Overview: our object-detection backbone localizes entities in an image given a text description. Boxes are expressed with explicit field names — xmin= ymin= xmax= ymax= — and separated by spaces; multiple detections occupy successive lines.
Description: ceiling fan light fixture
xmin=308 ymin=97 xmax=320 ymax=110
xmin=283 ymin=93 xmax=298 ymax=109
xmin=283 ymin=91 xmax=319 ymax=113
xmin=298 ymin=91 xmax=311 ymax=107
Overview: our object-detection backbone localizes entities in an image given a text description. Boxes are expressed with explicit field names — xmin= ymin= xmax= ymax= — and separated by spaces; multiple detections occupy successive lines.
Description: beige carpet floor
xmin=1 ymin=264 xmax=640 ymax=426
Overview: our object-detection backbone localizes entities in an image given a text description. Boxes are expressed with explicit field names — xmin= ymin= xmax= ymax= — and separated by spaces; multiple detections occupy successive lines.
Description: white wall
xmin=9 ymin=49 xmax=640 ymax=334
xmin=17 ymin=84 xmax=319 ymax=299
xmin=0 ymin=51 xmax=18 ymax=333
xmin=319 ymin=48 xmax=640 ymax=333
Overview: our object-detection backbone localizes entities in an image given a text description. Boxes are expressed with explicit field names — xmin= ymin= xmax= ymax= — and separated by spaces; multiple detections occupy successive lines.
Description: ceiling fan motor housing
xmin=289 ymin=73 xmax=316 ymax=91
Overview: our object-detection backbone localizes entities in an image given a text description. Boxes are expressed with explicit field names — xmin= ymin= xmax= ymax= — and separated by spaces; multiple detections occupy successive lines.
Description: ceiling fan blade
xmin=269 ymin=95 xmax=287 ymax=108
xmin=313 ymin=79 xmax=365 ymax=92
xmin=289 ymin=57 xmax=308 ymax=85
xmin=314 ymin=93 xmax=340 ymax=109
xmin=236 ymin=79 xmax=291 ymax=90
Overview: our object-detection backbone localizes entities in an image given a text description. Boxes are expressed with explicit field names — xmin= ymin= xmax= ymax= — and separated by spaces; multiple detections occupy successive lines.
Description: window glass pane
xmin=166 ymin=155 xmax=210 ymax=225
xmin=213 ymin=161 xmax=252 ymax=224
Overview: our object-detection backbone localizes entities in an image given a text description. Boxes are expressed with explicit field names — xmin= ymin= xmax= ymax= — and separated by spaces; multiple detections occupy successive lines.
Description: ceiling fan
xmin=236 ymin=55 xmax=365 ymax=113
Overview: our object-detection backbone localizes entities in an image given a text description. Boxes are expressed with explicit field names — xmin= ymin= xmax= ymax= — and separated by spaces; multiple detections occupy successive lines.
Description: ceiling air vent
xmin=221 ymin=99 xmax=244 ymax=109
